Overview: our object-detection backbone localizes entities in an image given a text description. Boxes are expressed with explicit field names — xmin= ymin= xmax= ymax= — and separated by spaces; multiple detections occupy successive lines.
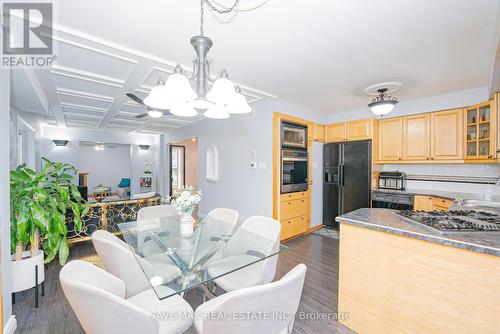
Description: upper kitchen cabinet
xmin=309 ymin=122 xmax=325 ymax=142
xmin=378 ymin=117 xmax=403 ymax=161
xmin=431 ymin=109 xmax=462 ymax=160
xmin=326 ymin=122 xmax=346 ymax=142
xmin=346 ymin=119 xmax=376 ymax=141
xmin=464 ymin=100 xmax=497 ymax=161
xmin=402 ymin=114 xmax=430 ymax=161
xmin=326 ymin=119 xmax=376 ymax=142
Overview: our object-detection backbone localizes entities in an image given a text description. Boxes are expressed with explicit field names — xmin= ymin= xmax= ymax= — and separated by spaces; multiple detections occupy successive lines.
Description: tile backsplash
xmin=381 ymin=164 xmax=500 ymax=195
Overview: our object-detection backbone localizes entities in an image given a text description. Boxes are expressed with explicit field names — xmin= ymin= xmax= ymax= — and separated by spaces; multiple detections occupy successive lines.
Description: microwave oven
xmin=281 ymin=122 xmax=307 ymax=149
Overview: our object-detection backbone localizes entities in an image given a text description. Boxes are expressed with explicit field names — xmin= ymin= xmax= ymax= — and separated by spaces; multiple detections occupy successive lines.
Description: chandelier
xmin=143 ymin=0 xmax=251 ymax=119
xmin=367 ymin=88 xmax=399 ymax=116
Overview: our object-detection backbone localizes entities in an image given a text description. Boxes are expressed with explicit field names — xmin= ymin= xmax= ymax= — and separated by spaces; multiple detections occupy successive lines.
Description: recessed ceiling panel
xmin=52 ymin=72 xmax=120 ymax=98
xmin=58 ymin=91 xmax=113 ymax=110
xmin=55 ymin=40 xmax=137 ymax=82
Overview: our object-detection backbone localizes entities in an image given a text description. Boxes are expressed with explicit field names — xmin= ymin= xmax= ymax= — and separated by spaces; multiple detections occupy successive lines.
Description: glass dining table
xmin=118 ymin=215 xmax=286 ymax=300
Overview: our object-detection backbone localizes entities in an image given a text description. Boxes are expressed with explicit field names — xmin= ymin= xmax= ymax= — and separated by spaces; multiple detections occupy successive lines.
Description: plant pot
xmin=11 ymin=250 xmax=45 ymax=293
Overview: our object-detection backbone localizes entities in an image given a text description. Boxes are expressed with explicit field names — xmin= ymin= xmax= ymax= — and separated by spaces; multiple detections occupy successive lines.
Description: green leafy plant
xmin=10 ymin=158 xmax=89 ymax=265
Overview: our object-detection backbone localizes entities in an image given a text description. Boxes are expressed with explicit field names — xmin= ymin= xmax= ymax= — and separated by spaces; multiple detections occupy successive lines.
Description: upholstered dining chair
xmin=136 ymin=204 xmax=179 ymax=254
xmin=137 ymin=204 xmax=179 ymax=221
xmin=60 ymin=260 xmax=193 ymax=334
xmin=207 ymin=216 xmax=281 ymax=292
xmin=206 ymin=208 xmax=239 ymax=232
xmin=91 ymin=230 xmax=180 ymax=298
xmin=195 ymin=264 xmax=307 ymax=334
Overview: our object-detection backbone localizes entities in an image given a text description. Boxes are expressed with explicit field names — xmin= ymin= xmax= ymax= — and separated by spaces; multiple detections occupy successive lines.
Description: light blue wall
xmin=163 ymin=98 xmax=326 ymax=218
xmin=1 ymin=69 xmax=13 ymax=328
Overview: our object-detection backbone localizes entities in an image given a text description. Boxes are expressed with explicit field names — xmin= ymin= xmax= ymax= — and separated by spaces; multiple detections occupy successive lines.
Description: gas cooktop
xmin=396 ymin=210 xmax=500 ymax=232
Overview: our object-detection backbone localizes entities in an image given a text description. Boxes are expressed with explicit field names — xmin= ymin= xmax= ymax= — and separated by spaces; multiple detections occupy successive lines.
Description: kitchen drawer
xmin=280 ymin=198 xmax=308 ymax=220
xmin=280 ymin=191 xmax=308 ymax=202
xmin=432 ymin=197 xmax=453 ymax=210
xmin=280 ymin=215 xmax=308 ymax=240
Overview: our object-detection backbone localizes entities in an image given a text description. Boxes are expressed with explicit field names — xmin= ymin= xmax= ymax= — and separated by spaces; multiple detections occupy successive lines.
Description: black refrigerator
xmin=323 ymin=140 xmax=371 ymax=229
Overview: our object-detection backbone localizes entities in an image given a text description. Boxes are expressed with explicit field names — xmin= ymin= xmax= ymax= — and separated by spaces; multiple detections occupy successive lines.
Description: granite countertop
xmin=336 ymin=208 xmax=500 ymax=257
xmin=373 ymin=188 xmax=500 ymax=203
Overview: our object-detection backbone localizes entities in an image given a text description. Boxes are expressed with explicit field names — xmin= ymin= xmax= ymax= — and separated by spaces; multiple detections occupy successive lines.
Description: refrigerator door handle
xmin=340 ymin=164 xmax=345 ymax=187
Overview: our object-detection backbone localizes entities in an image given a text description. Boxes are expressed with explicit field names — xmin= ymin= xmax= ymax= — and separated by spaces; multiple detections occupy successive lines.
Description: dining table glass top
xmin=118 ymin=215 xmax=286 ymax=300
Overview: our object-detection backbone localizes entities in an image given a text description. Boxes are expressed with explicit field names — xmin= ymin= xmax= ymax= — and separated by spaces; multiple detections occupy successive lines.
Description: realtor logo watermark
xmin=1 ymin=1 xmax=57 ymax=67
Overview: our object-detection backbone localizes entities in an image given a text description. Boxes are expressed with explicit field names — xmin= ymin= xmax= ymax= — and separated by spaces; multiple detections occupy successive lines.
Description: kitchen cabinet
xmin=326 ymin=119 xmax=376 ymax=142
xmin=432 ymin=197 xmax=454 ymax=211
xmin=431 ymin=109 xmax=463 ymax=160
xmin=310 ymin=122 xmax=325 ymax=142
xmin=402 ymin=114 xmax=430 ymax=161
xmin=497 ymin=93 xmax=500 ymax=159
xmin=378 ymin=118 xmax=403 ymax=161
xmin=414 ymin=195 xmax=453 ymax=211
xmin=414 ymin=195 xmax=434 ymax=211
xmin=280 ymin=192 xmax=308 ymax=240
xmin=326 ymin=122 xmax=346 ymax=142
xmin=346 ymin=119 xmax=374 ymax=141
xmin=464 ymin=100 xmax=497 ymax=161
xmin=280 ymin=215 xmax=308 ymax=240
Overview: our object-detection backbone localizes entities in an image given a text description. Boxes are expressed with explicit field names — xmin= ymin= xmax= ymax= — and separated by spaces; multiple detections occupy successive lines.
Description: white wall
xmin=79 ymin=145 xmax=131 ymax=193
xmin=162 ymin=98 xmax=326 ymax=218
xmin=327 ymin=87 xmax=489 ymax=123
xmin=1 ymin=69 xmax=13 ymax=328
xmin=41 ymin=127 xmax=159 ymax=195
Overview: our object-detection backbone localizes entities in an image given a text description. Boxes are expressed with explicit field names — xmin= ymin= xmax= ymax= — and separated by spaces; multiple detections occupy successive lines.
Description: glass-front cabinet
xmin=464 ymin=100 xmax=497 ymax=160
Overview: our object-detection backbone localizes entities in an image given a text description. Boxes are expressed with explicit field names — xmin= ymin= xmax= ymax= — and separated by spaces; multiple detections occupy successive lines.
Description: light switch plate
xmin=258 ymin=162 xmax=267 ymax=169
xmin=250 ymin=162 xmax=257 ymax=169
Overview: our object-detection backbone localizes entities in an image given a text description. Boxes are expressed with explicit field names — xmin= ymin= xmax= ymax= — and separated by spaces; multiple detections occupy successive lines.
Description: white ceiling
xmin=11 ymin=0 xmax=500 ymax=133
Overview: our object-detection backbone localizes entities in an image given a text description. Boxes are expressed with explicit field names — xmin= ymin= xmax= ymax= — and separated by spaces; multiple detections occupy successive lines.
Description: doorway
xmin=169 ymin=145 xmax=185 ymax=196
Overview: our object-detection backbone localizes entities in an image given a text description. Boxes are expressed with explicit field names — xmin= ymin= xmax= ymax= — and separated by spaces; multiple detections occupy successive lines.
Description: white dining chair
xmin=136 ymin=204 xmax=179 ymax=254
xmin=91 ymin=230 xmax=180 ymax=298
xmin=60 ymin=260 xmax=193 ymax=334
xmin=137 ymin=204 xmax=179 ymax=221
xmin=195 ymin=264 xmax=307 ymax=334
xmin=207 ymin=216 xmax=281 ymax=292
xmin=206 ymin=208 xmax=239 ymax=229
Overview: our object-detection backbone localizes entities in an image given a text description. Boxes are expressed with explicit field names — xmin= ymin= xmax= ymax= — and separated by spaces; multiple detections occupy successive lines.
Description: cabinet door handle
xmin=488 ymin=155 xmax=493 ymax=159
xmin=426 ymin=157 xmax=430 ymax=160
xmin=431 ymin=157 xmax=434 ymax=160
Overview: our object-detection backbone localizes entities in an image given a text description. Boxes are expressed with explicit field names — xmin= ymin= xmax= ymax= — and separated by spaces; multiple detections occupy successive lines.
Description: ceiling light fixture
xmin=95 ymin=143 xmax=105 ymax=151
xmin=368 ymin=88 xmax=399 ymax=116
xmin=143 ymin=0 xmax=252 ymax=119
xmin=139 ymin=144 xmax=150 ymax=151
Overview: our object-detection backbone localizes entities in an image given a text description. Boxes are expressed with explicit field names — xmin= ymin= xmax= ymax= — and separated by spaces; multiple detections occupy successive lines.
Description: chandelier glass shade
xmin=170 ymin=103 xmax=198 ymax=117
xmin=142 ymin=1 xmax=252 ymax=119
xmin=367 ymin=88 xmax=398 ymax=116
xmin=147 ymin=109 xmax=164 ymax=118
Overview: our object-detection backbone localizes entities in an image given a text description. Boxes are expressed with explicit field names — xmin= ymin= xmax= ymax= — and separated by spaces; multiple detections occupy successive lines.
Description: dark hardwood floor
xmin=12 ymin=233 xmax=355 ymax=334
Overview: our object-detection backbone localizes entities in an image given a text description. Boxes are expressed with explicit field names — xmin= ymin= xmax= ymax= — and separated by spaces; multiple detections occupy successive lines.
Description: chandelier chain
xmin=200 ymin=0 xmax=204 ymax=35
xmin=205 ymin=0 xmax=240 ymax=14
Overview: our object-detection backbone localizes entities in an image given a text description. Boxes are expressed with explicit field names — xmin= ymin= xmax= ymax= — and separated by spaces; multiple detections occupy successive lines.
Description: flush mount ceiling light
xmin=52 ymin=139 xmax=69 ymax=147
xmin=95 ymin=143 xmax=105 ymax=151
xmin=141 ymin=0 xmax=254 ymax=119
xmin=139 ymin=144 xmax=150 ymax=151
xmin=367 ymin=88 xmax=399 ymax=116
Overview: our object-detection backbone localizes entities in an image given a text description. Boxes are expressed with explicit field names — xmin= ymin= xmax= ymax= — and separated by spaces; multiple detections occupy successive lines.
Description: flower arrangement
xmin=169 ymin=185 xmax=202 ymax=213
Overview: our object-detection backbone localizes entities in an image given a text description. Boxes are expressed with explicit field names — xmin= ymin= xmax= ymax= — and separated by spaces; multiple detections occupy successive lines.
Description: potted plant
xmin=169 ymin=185 xmax=202 ymax=236
xmin=10 ymin=158 xmax=88 ymax=304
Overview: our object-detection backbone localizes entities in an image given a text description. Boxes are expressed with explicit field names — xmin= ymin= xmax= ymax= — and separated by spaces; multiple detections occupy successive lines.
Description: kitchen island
xmin=335 ymin=208 xmax=500 ymax=334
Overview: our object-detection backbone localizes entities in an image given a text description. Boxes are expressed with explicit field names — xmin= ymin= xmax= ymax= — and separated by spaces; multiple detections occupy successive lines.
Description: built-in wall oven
xmin=281 ymin=149 xmax=308 ymax=193
xmin=281 ymin=122 xmax=307 ymax=149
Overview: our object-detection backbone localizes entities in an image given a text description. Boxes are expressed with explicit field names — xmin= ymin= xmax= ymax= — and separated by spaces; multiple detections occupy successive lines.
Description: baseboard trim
xmin=3 ymin=315 xmax=17 ymax=334
xmin=307 ymin=225 xmax=324 ymax=233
